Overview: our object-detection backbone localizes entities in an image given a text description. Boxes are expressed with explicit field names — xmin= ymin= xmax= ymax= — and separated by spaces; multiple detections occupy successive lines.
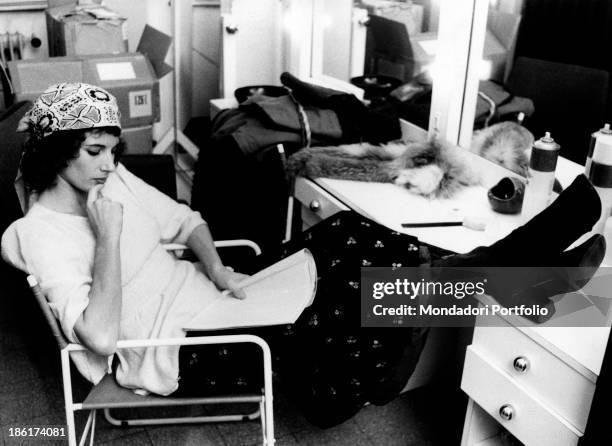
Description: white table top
xmin=314 ymin=148 xmax=584 ymax=254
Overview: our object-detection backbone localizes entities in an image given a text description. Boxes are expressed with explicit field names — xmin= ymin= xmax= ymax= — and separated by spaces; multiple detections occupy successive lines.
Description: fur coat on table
xmin=287 ymin=139 xmax=478 ymax=197
xmin=287 ymin=122 xmax=534 ymax=198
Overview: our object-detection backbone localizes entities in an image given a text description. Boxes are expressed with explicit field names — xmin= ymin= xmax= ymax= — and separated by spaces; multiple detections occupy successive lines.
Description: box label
xmin=129 ymin=90 xmax=153 ymax=118
xmin=96 ymin=62 xmax=136 ymax=81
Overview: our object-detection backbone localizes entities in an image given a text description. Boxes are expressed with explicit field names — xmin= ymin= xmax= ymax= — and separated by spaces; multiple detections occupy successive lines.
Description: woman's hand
xmin=86 ymin=185 xmax=123 ymax=242
xmin=75 ymin=185 xmax=123 ymax=356
xmin=211 ymin=265 xmax=250 ymax=299
xmin=185 ymin=224 xmax=251 ymax=299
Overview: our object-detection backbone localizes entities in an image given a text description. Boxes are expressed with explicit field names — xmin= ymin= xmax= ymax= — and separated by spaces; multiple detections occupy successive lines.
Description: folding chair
xmin=17 ymin=155 xmax=276 ymax=446
xmin=26 ymin=241 xmax=274 ymax=446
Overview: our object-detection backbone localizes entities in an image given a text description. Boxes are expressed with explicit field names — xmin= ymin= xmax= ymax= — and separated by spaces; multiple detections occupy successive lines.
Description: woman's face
xmin=59 ymin=131 xmax=120 ymax=192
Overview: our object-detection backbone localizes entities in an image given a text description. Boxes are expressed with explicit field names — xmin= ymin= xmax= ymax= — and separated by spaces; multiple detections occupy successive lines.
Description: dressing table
xmin=295 ymin=118 xmax=583 ymax=253
xmin=292 ymin=134 xmax=611 ymax=445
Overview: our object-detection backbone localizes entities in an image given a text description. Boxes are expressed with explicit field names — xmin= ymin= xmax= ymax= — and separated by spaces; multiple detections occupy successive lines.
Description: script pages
xmin=184 ymin=249 xmax=317 ymax=330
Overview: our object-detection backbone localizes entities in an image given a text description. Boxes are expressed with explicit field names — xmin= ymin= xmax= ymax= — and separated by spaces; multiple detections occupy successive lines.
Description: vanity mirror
xmin=310 ymin=0 xmax=473 ymax=136
xmin=315 ymin=0 xmax=440 ymax=83
xmin=459 ymin=0 xmax=612 ymax=166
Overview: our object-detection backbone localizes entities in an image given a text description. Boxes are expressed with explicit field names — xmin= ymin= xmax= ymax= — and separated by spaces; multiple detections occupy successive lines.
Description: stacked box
xmin=9 ymin=25 xmax=172 ymax=153
xmin=8 ymin=54 xmax=159 ymax=153
xmin=46 ymin=4 xmax=127 ymax=57
xmin=9 ymin=53 xmax=159 ymax=127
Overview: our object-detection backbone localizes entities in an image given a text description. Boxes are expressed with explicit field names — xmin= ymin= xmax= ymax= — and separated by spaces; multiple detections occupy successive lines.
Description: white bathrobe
xmin=2 ymin=164 xmax=226 ymax=395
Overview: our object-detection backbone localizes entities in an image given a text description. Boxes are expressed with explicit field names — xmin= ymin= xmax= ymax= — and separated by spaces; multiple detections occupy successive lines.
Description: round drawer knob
xmin=513 ymin=356 xmax=530 ymax=373
xmin=309 ymin=200 xmax=321 ymax=212
xmin=499 ymin=404 xmax=514 ymax=421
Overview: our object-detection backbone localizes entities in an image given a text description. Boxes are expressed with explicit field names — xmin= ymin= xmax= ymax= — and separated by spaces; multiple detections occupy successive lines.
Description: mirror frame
xmin=428 ymin=0 xmax=483 ymax=145
xmin=457 ymin=0 xmax=493 ymax=148
xmin=289 ymin=0 xmax=481 ymax=147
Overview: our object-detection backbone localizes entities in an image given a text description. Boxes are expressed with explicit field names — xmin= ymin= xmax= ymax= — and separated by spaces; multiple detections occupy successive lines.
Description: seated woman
xmin=0 ymin=83 xmax=605 ymax=428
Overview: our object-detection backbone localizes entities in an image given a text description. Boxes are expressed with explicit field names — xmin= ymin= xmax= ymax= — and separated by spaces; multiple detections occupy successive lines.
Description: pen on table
xmin=402 ymin=222 xmax=463 ymax=228
xmin=402 ymin=217 xmax=487 ymax=231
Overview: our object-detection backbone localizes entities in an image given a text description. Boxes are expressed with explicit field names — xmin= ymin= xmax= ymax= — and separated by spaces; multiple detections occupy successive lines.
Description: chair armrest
xmin=214 ymin=239 xmax=261 ymax=256
xmin=163 ymin=239 xmax=261 ymax=256
xmin=64 ymin=334 xmax=270 ymax=355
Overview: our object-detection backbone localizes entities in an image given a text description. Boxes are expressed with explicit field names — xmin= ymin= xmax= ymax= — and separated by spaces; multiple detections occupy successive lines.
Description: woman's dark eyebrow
xmin=82 ymin=144 xmax=106 ymax=149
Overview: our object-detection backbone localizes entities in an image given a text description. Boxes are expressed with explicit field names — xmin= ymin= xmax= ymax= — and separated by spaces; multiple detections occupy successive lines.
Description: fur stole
xmin=470 ymin=122 xmax=533 ymax=177
xmin=287 ymin=140 xmax=478 ymax=197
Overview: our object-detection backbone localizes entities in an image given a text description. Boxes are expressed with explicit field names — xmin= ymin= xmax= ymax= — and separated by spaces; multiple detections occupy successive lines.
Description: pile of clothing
xmin=191 ymin=73 xmax=401 ymax=250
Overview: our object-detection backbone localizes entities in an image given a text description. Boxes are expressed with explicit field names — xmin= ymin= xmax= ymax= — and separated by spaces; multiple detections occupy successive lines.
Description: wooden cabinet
xmin=470 ymin=324 xmax=595 ymax=430
xmin=461 ymin=296 xmax=611 ymax=446
xmin=463 ymin=346 xmax=582 ymax=446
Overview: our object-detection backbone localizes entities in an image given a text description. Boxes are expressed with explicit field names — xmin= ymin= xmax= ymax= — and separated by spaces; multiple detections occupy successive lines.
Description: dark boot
xmin=431 ymin=175 xmax=604 ymax=322
xmin=509 ymin=234 xmax=606 ymax=305
xmin=434 ymin=174 xmax=602 ymax=267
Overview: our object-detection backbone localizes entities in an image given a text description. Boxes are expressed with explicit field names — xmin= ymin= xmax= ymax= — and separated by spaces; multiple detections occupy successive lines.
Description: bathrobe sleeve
xmin=1 ymin=219 xmax=92 ymax=344
xmin=115 ymin=163 xmax=206 ymax=245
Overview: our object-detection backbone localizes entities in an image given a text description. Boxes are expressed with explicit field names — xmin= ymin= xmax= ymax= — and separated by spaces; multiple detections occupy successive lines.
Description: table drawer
xmin=294 ymin=177 xmax=349 ymax=226
xmin=462 ymin=346 xmax=581 ymax=446
xmin=472 ymin=325 xmax=595 ymax=431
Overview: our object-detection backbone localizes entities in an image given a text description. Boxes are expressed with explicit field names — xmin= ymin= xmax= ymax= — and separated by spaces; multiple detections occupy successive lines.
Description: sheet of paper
xmin=184 ymin=249 xmax=317 ymax=330
xmin=96 ymin=62 xmax=136 ymax=81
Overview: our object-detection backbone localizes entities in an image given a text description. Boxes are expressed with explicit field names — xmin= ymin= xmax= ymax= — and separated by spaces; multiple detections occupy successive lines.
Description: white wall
xmin=428 ymin=0 xmax=478 ymax=145
xmin=319 ymin=0 xmax=352 ymax=81
xmin=103 ymin=0 xmax=193 ymax=142
xmin=281 ymin=0 xmax=314 ymax=80
xmin=220 ymin=0 xmax=282 ymax=96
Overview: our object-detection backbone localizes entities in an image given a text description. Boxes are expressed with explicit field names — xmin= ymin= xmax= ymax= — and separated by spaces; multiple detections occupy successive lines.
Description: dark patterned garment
xmin=176 ymin=211 xmax=448 ymax=428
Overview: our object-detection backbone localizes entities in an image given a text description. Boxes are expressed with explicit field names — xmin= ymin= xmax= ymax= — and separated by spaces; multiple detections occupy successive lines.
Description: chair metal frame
xmin=27 ymin=240 xmax=275 ymax=446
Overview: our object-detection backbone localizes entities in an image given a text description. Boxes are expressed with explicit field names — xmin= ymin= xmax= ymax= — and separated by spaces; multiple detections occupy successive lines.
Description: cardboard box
xmin=122 ymin=125 xmax=153 ymax=154
xmin=46 ymin=4 xmax=127 ymax=56
xmin=9 ymin=53 xmax=158 ymax=127
xmin=8 ymin=25 xmax=172 ymax=128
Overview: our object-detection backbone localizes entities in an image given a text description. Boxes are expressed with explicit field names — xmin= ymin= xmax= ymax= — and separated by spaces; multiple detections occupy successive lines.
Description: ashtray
xmin=488 ymin=177 xmax=526 ymax=214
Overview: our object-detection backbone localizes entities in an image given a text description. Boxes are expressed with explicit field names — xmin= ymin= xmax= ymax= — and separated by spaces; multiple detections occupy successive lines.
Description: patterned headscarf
xmin=17 ymin=82 xmax=121 ymax=139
